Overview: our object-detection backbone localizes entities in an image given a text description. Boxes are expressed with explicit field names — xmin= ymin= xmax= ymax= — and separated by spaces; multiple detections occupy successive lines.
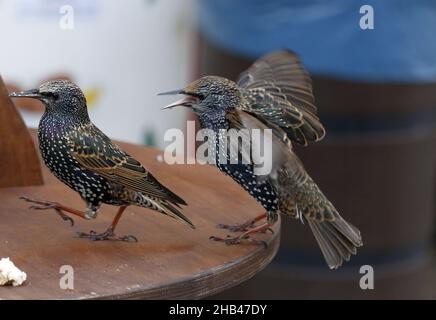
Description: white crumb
xmin=0 ymin=258 xmax=27 ymax=287
xmin=155 ymin=154 xmax=164 ymax=163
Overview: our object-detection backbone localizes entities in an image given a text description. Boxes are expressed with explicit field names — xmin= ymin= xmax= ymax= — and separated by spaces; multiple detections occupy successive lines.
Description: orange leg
xmin=210 ymin=222 xmax=273 ymax=247
xmin=76 ymin=206 xmax=137 ymax=242
xmin=20 ymin=196 xmax=88 ymax=226
xmin=218 ymin=212 xmax=268 ymax=232
xmin=21 ymin=197 xmax=137 ymax=242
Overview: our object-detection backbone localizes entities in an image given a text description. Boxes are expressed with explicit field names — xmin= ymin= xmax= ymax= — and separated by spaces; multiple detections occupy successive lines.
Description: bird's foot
xmin=211 ymin=222 xmax=273 ymax=248
xmin=20 ymin=196 xmax=59 ymax=210
xmin=209 ymin=235 xmax=268 ymax=248
xmin=217 ymin=221 xmax=256 ymax=232
xmin=20 ymin=196 xmax=74 ymax=226
xmin=217 ymin=221 xmax=273 ymax=234
xmin=217 ymin=212 xmax=270 ymax=233
xmin=76 ymin=228 xmax=138 ymax=242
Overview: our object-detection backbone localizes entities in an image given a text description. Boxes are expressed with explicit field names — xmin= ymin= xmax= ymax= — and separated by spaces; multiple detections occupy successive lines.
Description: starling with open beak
xmin=160 ymin=51 xmax=362 ymax=269
xmin=10 ymin=80 xmax=194 ymax=241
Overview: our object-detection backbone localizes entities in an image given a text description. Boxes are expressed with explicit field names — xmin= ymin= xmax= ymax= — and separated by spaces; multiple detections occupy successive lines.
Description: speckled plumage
xmin=162 ymin=51 xmax=362 ymax=269
xmin=197 ymin=106 xmax=279 ymax=221
xmin=11 ymin=80 xmax=194 ymax=240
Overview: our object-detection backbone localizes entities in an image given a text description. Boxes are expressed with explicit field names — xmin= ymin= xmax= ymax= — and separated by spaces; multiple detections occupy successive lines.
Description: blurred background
xmin=0 ymin=0 xmax=195 ymax=147
xmin=2 ymin=0 xmax=436 ymax=299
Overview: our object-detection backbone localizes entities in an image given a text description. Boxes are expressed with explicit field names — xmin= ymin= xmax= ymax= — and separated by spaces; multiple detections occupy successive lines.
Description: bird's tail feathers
xmin=295 ymin=180 xmax=362 ymax=269
xmin=305 ymin=211 xmax=362 ymax=269
xmin=136 ymin=193 xmax=195 ymax=229
xmin=158 ymin=200 xmax=196 ymax=229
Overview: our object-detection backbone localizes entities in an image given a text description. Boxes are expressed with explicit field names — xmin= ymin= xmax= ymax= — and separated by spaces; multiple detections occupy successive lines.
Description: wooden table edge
xmin=85 ymin=218 xmax=281 ymax=300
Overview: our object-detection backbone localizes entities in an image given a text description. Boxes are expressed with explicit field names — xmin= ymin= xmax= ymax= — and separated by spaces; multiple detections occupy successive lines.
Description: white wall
xmin=0 ymin=0 xmax=196 ymax=147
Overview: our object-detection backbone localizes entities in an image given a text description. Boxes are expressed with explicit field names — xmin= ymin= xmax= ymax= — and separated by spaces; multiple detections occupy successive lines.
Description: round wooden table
xmin=0 ymin=135 xmax=280 ymax=299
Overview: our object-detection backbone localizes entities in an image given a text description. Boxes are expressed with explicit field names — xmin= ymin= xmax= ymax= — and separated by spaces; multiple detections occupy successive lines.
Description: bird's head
xmin=159 ymin=76 xmax=241 ymax=116
xmin=9 ymin=80 xmax=88 ymax=119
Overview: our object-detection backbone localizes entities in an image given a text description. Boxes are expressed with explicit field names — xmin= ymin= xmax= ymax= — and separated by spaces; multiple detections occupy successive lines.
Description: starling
xmin=10 ymin=80 xmax=194 ymax=241
xmin=160 ymin=51 xmax=362 ymax=269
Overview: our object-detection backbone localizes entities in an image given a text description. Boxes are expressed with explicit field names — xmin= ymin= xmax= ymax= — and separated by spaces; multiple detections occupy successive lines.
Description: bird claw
xmin=20 ymin=196 xmax=74 ymax=226
xmin=217 ymin=223 xmax=249 ymax=232
xmin=54 ymin=208 xmax=75 ymax=227
xmin=119 ymin=235 xmax=138 ymax=242
xmin=76 ymin=229 xmax=138 ymax=242
xmin=21 ymin=196 xmax=58 ymax=209
xmin=217 ymin=223 xmax=274 ymax=237
xmin=209 ymin=235 xmax=268 ymax=248
xmin=29 ymin=204 xmax=56 ymax=210
xmin=217 ymin=221 xmax=257 ymax=232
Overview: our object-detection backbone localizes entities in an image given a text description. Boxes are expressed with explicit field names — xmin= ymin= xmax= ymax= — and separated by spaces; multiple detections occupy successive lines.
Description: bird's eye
xmin=42 ymin=92 xmax=59 ymax=101
xmin=192 ymin=92 xmax=204 ymax=100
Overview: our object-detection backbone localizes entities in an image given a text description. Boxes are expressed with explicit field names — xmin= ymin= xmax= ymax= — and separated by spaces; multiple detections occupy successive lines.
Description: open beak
xmin=158 ymin=89 xmax=199 ymax=110
xmin=9 ymin=88 xmax=41 ymax=99
xmin=158 ymin=89 xmax=184 ymax=96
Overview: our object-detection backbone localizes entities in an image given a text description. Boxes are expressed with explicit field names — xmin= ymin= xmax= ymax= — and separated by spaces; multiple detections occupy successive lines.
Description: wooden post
xmin=0 ymin=76 xmax=43 ymax=187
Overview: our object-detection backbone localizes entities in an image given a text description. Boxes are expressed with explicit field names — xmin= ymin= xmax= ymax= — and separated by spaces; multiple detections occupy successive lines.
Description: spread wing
xmin=226 ymin=109 xmax=308 ymax=186
xmin=237 ymin=50 xmax=325 ymax=146
xmin=67 ymin=124 xmax=187 ymax=205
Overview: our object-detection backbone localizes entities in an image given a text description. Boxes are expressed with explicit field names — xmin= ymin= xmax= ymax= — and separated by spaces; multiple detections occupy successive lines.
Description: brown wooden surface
xmin=0 ymin=131 xmax=280 ymax=299
xmin=0 ymin=76 xmax=43 ymax=188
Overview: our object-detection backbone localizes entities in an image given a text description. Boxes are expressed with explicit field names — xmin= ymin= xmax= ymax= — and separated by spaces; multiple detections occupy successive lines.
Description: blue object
xmin=199 ymin=0 xmax=436 ymax=82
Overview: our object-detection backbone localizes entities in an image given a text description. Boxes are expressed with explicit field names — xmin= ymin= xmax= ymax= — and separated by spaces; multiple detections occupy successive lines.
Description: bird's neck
xmin=40 ymin=111 xmax=91 ymax=131
xmin=198 ymin=109 xmax=229 ymax=131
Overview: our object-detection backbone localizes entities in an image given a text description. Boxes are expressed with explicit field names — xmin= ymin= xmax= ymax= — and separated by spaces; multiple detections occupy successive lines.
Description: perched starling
xmin=10 ymin=80 xmax=194 ymax=241
xmin=160 ymin=51 xmax=362 ymax=269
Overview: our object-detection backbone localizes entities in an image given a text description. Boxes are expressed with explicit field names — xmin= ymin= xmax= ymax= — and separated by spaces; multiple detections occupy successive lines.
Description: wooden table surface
xmin=0 ymin=132 xmax=280 ymax=299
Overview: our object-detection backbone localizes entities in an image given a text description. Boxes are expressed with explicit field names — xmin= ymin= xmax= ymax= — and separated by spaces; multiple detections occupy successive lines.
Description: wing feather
xmin=67 ymin=124 xmax=187 ymax=205
xmin=237 ymin=50 xmax=325 ymax=146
